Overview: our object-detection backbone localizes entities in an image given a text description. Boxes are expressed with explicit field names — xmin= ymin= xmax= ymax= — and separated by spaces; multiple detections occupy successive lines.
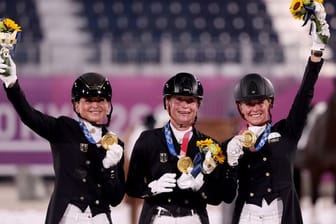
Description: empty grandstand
xmin=0 ymin=0 xmax=335 ymax=77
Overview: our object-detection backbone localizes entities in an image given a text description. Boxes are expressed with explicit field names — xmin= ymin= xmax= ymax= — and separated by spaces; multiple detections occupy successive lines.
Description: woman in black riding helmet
xmin=0 ymin=67 xmax=125 ymax=224
xmin=221 ymin=10 xmax=330 ymax=224
xmin=126 ymin=72 xmax=236 ymax=224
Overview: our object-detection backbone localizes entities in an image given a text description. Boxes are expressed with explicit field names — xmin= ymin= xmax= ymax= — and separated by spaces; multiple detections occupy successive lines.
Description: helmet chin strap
xmin=177 ymin=123 xmax=189 ymax=129
xmin=76 ymin=105 xmax=113 ymax=128
xmin=94 ymin=106 xmax=113 ymax=128
xmin=237 ymin=102 xmax=273 ymax=125
xmin=172 ymin=116 xmax=197 ymax=130
xmin=166 ymin=102 xmax=198 ymax=129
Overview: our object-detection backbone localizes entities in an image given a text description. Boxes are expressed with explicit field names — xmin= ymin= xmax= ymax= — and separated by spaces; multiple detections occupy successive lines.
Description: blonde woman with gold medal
xmin=221 ymin=2 xmax=330 ymax=223
xmin=0 ymin=59 xmax=125 ymax=223
xmin=126 ymin=73 xmax=236 ymax=224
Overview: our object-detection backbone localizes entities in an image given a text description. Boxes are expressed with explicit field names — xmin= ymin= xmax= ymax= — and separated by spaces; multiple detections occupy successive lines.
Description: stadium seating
xmin=0 ymin=0 xmax=43 ymax=64
xmin=77 ymin=0 xmax=285 ymax=64
xmin=2 ymin=0 xmax=335 ymax=65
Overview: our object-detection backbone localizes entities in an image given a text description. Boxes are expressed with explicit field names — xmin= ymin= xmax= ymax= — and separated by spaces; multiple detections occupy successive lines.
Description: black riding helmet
xmin=163 ymin=72 xmax=203 ymax=109
xmin=72 ymin=72 xmax=112 ymax=102
xmin=234 ymin=73 xmax=275 ymax=104
xmin=234 ymin=73 xmax=275 ymax=122
xmin=71 ymin=72 xmax=113 ymax=126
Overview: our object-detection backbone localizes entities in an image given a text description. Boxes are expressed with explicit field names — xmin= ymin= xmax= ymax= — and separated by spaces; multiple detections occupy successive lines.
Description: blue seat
xmin=77 ymin=0 xmax=284 ymax=64
xmin=1 ymin=0 xmax=42 ymax=64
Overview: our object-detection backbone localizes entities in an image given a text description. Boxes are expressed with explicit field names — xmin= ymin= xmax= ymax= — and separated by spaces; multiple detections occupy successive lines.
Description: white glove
xmin=177 ymin=172 xmax=204 ymax=191
xmin=227 ymin=136 xmax=244 ymax=167
xmin=148 ymin=173 xmax=176 ymax=195
xmin=202 ymin=150 xmax=216 ymax=174
xmin=0 ymin=54 xmax=17 ymax=88
xmin=102 ymin=143 xmax=123 ymax=168
xmin=311 ymin=2 xmax=330 ymax=51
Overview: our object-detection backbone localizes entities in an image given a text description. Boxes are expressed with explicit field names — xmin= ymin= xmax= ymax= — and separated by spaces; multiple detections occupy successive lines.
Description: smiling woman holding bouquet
xmin=0 ymin=17 xmax=125 ymax=223
xmin=221 ymin=1 xmax=330 ymax=224
xmin=126 ymin=72 xmax=236 ymax=224
xmin=0 ymin=66 xmax=126 ymax=224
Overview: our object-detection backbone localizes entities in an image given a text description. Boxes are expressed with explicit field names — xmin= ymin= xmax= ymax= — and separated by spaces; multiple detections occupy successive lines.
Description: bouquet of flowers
xmin=196 ymin=138 xmax=225 ymax=174
xmin=289 ymin=0 xmax=329 ymax=44
xmin=0 ymin=18 xmax=22 ymax=76
xmin=0 ymin=17 xmax=21 ymax=50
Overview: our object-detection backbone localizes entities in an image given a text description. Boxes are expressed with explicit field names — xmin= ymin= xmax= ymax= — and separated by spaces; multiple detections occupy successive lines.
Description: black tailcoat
xmin=222 ymin=58 xmax=323 ymax=224
xmin=5 ymin=82 xmax=125 ymax=224
xmin=126 ymin=126 xmax=236 ymax=224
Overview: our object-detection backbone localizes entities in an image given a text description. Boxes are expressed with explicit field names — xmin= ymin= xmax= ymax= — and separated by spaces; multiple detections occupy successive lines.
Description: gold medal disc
xmin=241 ymin=130 xmax=257 ymax=148
xmin=177 ymin=156 xmax=194 ymax=173
xmin=101 ymin=133 xmax=118 ymax=150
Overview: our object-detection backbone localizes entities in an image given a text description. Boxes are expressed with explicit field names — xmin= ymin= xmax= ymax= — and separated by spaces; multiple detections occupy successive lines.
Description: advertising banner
xmin=0 ymin=76 xmax=333 ymax=165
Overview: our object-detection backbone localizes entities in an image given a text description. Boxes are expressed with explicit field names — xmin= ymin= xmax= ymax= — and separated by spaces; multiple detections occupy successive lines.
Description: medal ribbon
xmin=78 ymin=119 xmax=96 ymax=144
xmin=164 ymin=122 xmax=178 ymax=157
xmin=164 ymin=122 xmax=191 ymax=158
xmin=190 ymin=153 xmax=202 ymax=177
xmin=180 ymin=131 xmax=191 ymax=157
xmin=253 ymin=122 xmax=272 ymax=151
xmin=164 ymin=122 xmax=202 ymax=177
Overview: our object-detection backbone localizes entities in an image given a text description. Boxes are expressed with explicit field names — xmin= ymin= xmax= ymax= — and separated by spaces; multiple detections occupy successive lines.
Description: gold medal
xmin=241 ymin=130 xmax=257 ymax=148
xmin=101 ymin=133 xmax=118 ymax=150
xmin=177 ymin=156 xmax=194 ymax=173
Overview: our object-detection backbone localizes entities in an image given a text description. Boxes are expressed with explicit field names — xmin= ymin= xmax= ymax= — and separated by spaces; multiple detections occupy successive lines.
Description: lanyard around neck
xmin=253 ymin=122 xmax=272 ymax=151
xmin=78 ymin=119 xmax=96 ymax=144
xmin=180 ymin=131 xmax=191 ymax=156
xmin=164 ymin=122 xmax=191 ymax=158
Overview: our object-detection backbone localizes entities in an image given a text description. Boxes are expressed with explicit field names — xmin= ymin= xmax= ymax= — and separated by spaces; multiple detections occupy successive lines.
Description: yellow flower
xmin=196 ymin=138 xmax=213 ymax=148
xmin=196 ymin=138 xmax=225 ymax=164
xmin=289 ymin=0 xmax=324 ymax=20
xmin=214 ymin=151 xmax=225 ymax=164
xmin=3 ymin=18 xmax=22 ymax=32
xmin=0 ymin=18 xmax=22 ymax=32
xmin=289 ymin=0 xmax=305 ymax=19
